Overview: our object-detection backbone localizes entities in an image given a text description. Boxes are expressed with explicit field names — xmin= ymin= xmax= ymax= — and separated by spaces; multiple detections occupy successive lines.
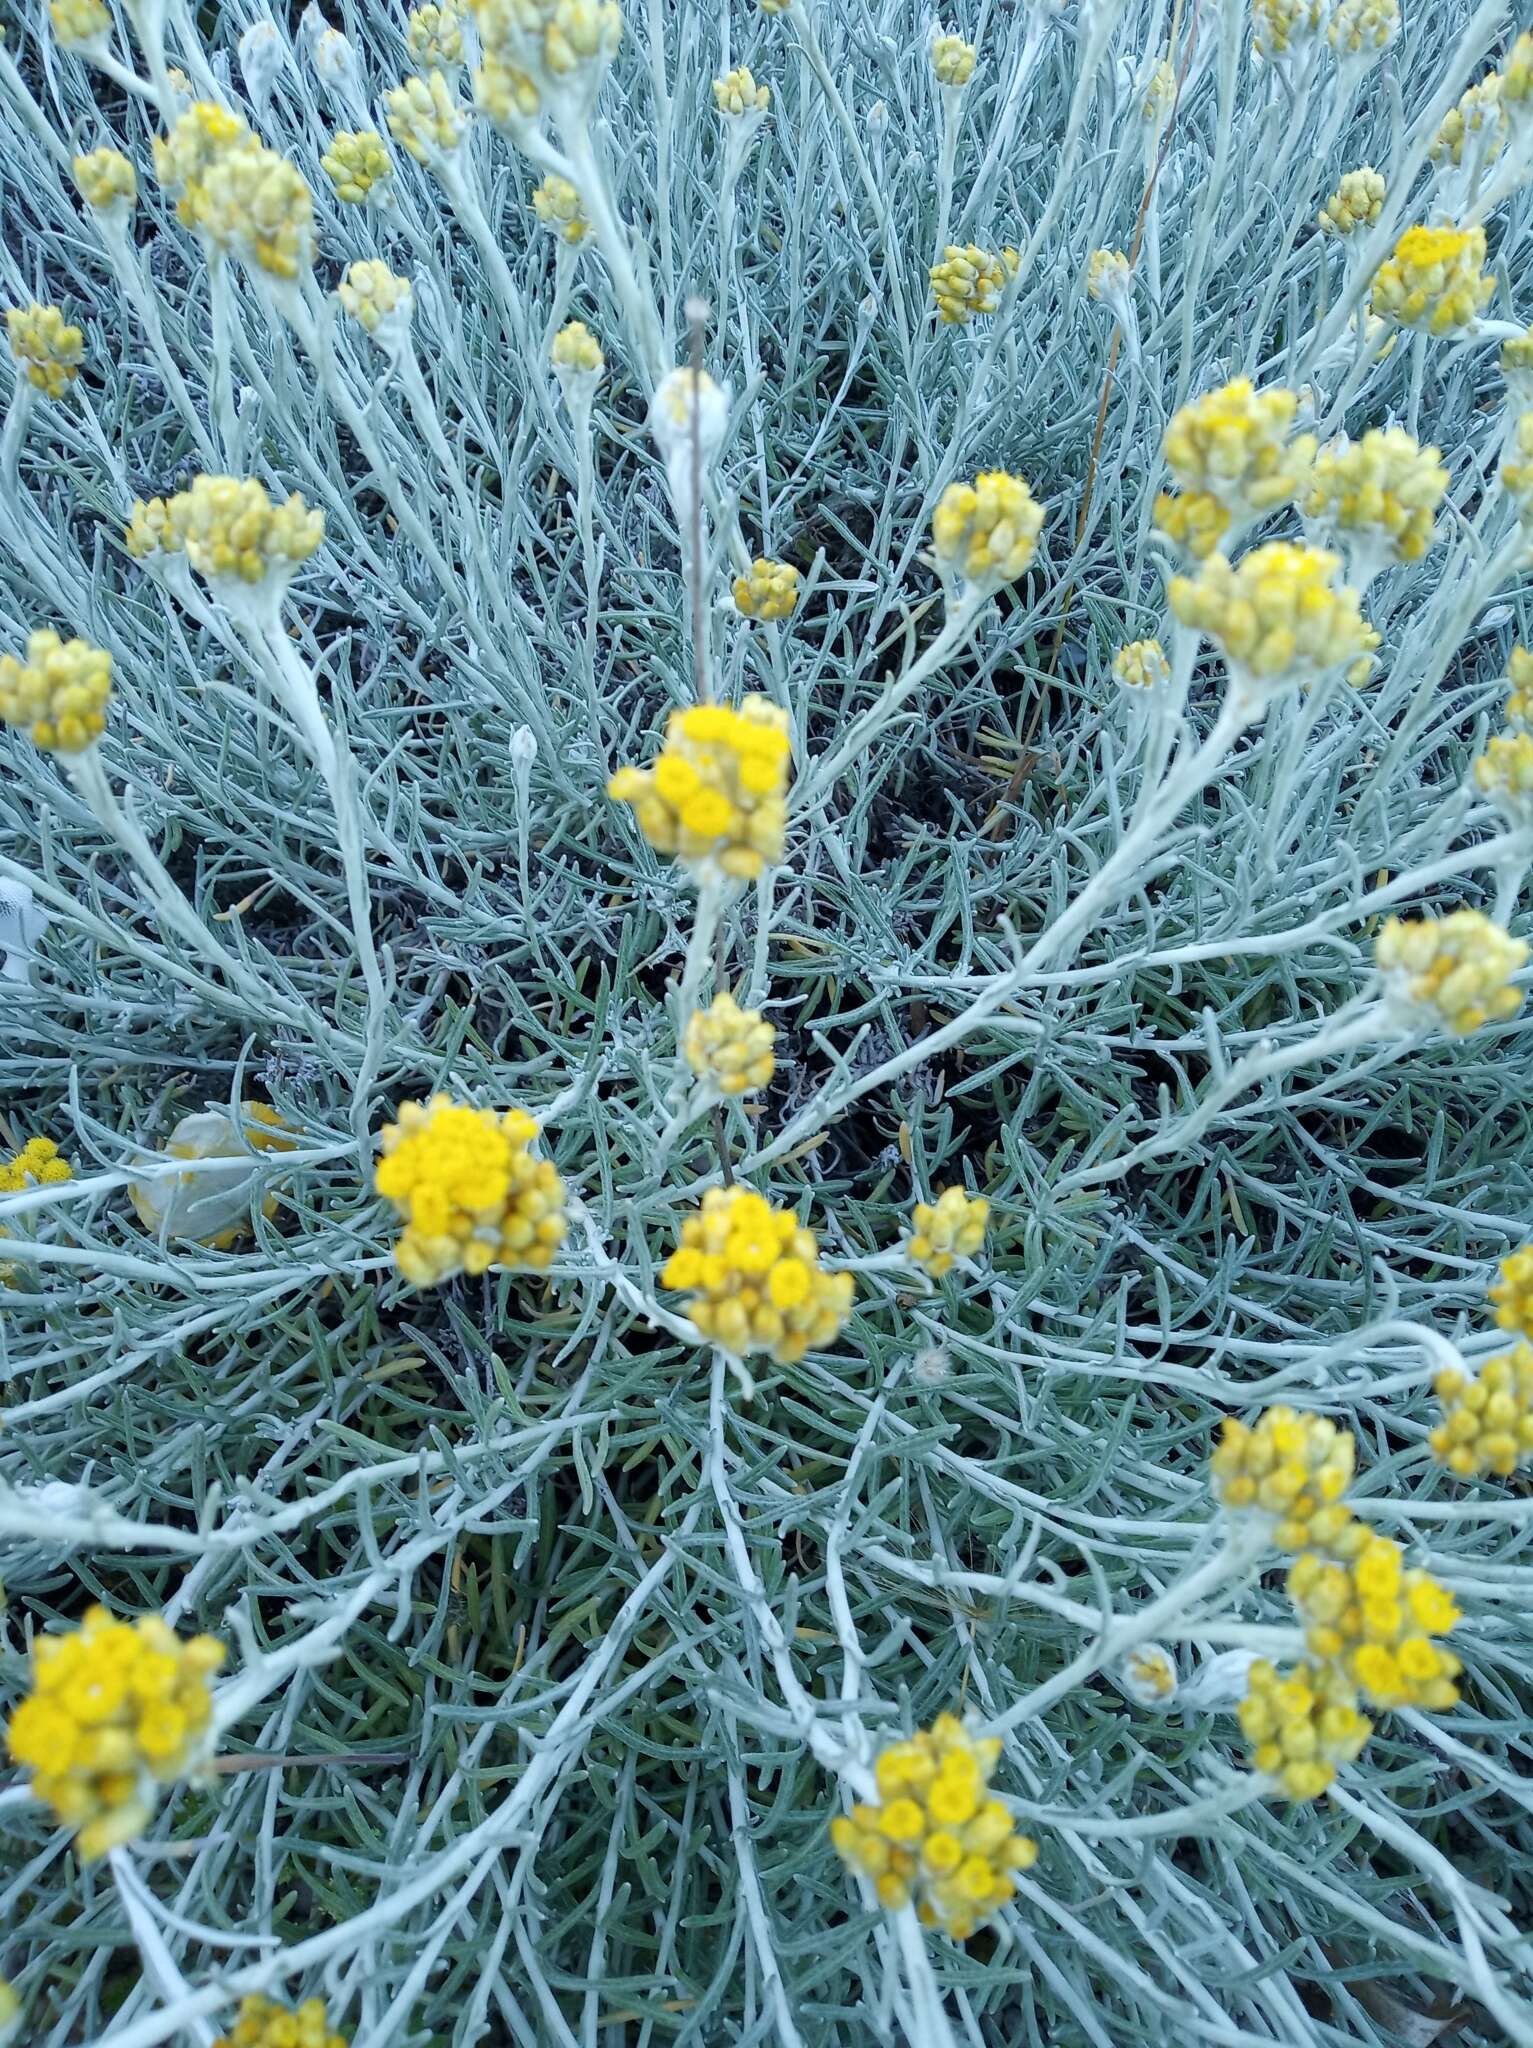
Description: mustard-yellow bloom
xmin=1371 ymin=224 xmax=1493 ymax=336
xmin=1432 ymin=1346 xmax=1533 ymax=1478
xmin=321 ymin=130 xmax=394 ymax=204
xmin=608 ymin=698 xmax=791 ymax=884
xmin=375 ymin=1096 xmax=566 ymax=1289
xmin=5 ymin=304 xmax=84 ymax=400
xmin=73 ymin=147 xmax=138 ymax=212
xmin=661 ymin=1186 xmax=853 ymax=1363
xmin=0 ymin=630 xmax=111 ymax=754
xmin=1375 ymin=910 xmax=1526 ymax=1037
xmin=1237 ymin=1659 xmax=1371 ymax=1801
xmin=931 ymin=471 xmax=1044 ymax=591
xmin=929 ymin=244 xmax=1013 ymax=324
xmin=1210 ymin=1406 xmax=1356 ymax=1552
xmin=1287 ymin=1537 xmax=1461 ymax=1710
xmin=1317 ymin=167 xmax=1385 ymax=237
xmin=732 ymin=558 xmax=800 ymax=621
xmin=1167 ymin=543 xmax=1378 ymax=690
xmin=906 ymin=1187 xmax=989 ymax=1278
xmin=683 ymin=992 xmax=777 ymax=1095
xmin=1303 ymin=429 xmax=1448 ymax=571
xmin=214 ymin=1995 xmax=347 ymax=2048
xmin=1490 ymin=1244 xmax=1533 ymax=1339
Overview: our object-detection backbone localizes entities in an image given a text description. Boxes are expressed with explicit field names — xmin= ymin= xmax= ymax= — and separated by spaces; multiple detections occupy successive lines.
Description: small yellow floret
xmin=186 ymin=138 xmax=314 ymax=279
xmin=338 ymin=260 xmax=413 ymax=337
xmin=0 ymin=630 xmax=111 ymax=753
xmin=321 ymin=130 xmax=393 ymax=204
xmin=906 ymin=1186 xmax=989 ymax=1279
xmin=1328 ymin=0 xmax=1399 ymax=57
xmin=1251 ymin=0 xmax=1322 ymax=58
xmin=6 ymin=304 xmax=84 ymax=399
xmin=1303 ymin=429 xmax=1448 ymax=569
xmin=49 ymin=0 xmax=110 ymax=48
xmin=929 ymin=244 xmax=1013 ymax=325
xmin=1318 ymin=167 xmax=1385 ymax=236
xmin=376 ymin=1096 xmax=566 ymax=1289
xmin=661 ymin=1186 xmax=853 ymax=1363
xmin=931 ymin=32 xmax=976 ymax=87
xmin=1168 ymin=543 xmax=1377 ymax=691
xmin=608 ymin=696 xmax=791 ymax=884
xmin=385 ymin=71 xmax=465 ymax=161
xmin=1112 ymin=639 xmax=1170 ymax=691
xmin=1371 ymin=223 xmax=1493 ymax=337
xmin=1490 ymin=1246 xmax=1533 ymax=1339
xmin=1210 ymin=1406 xmax=1356 ymax=1550
xmin=532 ymin=173 xmax=588 ymax=243
xmin=714 ymin=66 xmax=770 ymax=116
xmin=683 ymin=992 xmax=777 ymax=1095
xmin=732 ymin=558 xmax=800 ymax=621
xmin=474 ymin=52 xmax=542 ymax=121
xmin=1288 ymin=1538 xmax=1461 ymax=1710
xmin=1237 ymin=1659 xmax=1371 ymax=1800
xmin=0 ymin=1135 xmax=75 ymax=1282
xmin=73 ymin=147 xmax=137 ymax=212
xmin=1431 ymin=1344 xmax=1533 ymax=1478
xmin=213 ymin=1993 xmax=348 ymax=2048
xmin=1474 ymin=731 xmax=1533 ymax=823
xmin=931 ymin=471 xmax=1044 ymax=590
xmin=407 ymin=2 xmax=464 ymax=70
xmin=551 ymin=320 xmax=604 ymax=376
xmin=1375 ymin=909 xmax=1527 ymax=1037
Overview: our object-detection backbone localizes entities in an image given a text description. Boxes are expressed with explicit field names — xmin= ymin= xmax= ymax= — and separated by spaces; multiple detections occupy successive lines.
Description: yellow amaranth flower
xmin=551 ymin=319 xmax=603 ymax=376
xmin=930 ymin=244 xmax=1013 ymax=324
xmin=321 ymin=130 xmax=394 ymax=204
xmin=475 ymin=52 xmax=542 ymax=123
xmin=1237 ymin=1660 xmax=1372 ymax=1801
xmin=683 ymin=992 xmax=777 ymax=1095
xmin=338 ymin=260 xmax=413 ymax=338
xmin=214 ymin=1995 xmax=348 ymax=2048
xmin=1112 ymin=638 xmax=1170 ymax=691
xmin=385 ymin=71 xmax=465 ymax=161
xmin=608 ymin=698 xmax=791 ymax=884
xmin=5 ymin=1605 xmax=225 ymax=1860
xmin=1473 ymin=731 xmax=1533 ymax=823
xmin=1371 ymin=223 xmax=1493 ymax=336
xmin=48 ymin=0 xmax=110 ymax=47
xmin=662 ymin=1187 xmax=853 ymax=1363
xmin=932 ymin=471 xmax=1044 ymax=592
xmin=468 ymin=0 xmax=622 ymax=88
xmin=185 ymin=139 xmax=314 ymax=279
xmin=73 ymin=147 xmax=138 ymax=212
xmin=0 ymin=631 xmax=111 ymax=753
xmin=129 ymin=1105 xmax=293 ymax=1247
xmin=1375 ymin=910 xmax=1527 ymax=1036
xmin=532 ymin=173 xmax=588 ymax=244
xmin=1287 ymin=1537 xmax=1461 ymax=1711
xmin=407 ymin=1 xmax=464 ymax=69
xmin=907 ymin=1187 xmax=989 ymax=1279
xmin=6 ymin=304 xmax=84 ymax=400
xmin=1252 ymin=0 xmax=1322 ymax=60
xmin=1211 ymin=1407 xmax=1356 ymax=1551
xmin=1510 ymin=646 xmax=1533 ymax=729
xmin=931 ymin=32 xmax=976 ymax=87
xmin=167 ymin=475 xmax=324 ymax=591
xmin=1158 ymin=380 xmax=1315 ymax=545
xmin=714 ymin=66 xmax=770 ymax=116
xmin=1318 ymin=167 xmax=1385 ymax=237
xmin=1303 ymin=428 xmax=1448 ymax=570
xmin=1168 ymin=543 xmax=1378 ymax=692
xmin=1328 ymin=0 xmax=1399 ymax=58
xmin=732 ymin=558 xmax=800 ymax=621
xmin=1432 ymin=1346 xmax=1533 ymax=1478
xmin=375 ymin=1096 xmax=566 ymax=1289
xmin=830 ymin=1714 xmax=1036 ymax=1938
xmin=1432 ymin=73 xmax=1506 ymax=167
xmin=1490 ymin=1245 xmax=1533 ymax=1338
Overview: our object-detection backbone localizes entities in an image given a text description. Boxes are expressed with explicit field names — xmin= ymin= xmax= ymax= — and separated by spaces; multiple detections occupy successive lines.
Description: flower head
xmin=714 ymin=66 xmax=770 ymax=117
xmin=1085 ymin=248 xmax=1132 ymax=304
xmin=468 ymin=0 xmax=622 ymax=105
xmin=214 ymin=1996 xmax=347 ymax=2048
xmin=683 ymin=992 xmax=777 ymax=1095
xmin=1509 ymin=646 xmax=1533 ymax=729
xmin=830 ymin=1714 xmax=1036 ymax=1938
xmin=1251 ymin=0 xmax=1322 ymax=61
xmin=1432 ymin=73 xmax=1506 ymax=167
xmin=73 ymin=147 xmax=137 ymax=213
xmin=1112 ymin=638 xmax=1169 ymax=691
xmin=1237 ymin=1660 xmax=1372 ymax=1801
xmin=186 ymin=139 xmax=314 ymax=279
xmin=1328 ymin=0 xmax=1399 ymax=58
xmin=1432 ymin=1347 xmax=1533 ymax=1479
xmin=1370 ymin=224 xmax=1493 ymax=336
xmin=649 ymin=366 xmax=730 ymax=467
xmin=931 ymin=32 xmax=976 ymax=87
xmin=661 ymin=1187 xmax=853 ymax=1363
xmin=1117 ymin=1645 xmax=1179 ymax=1707
xmin=732 ymin=558 xmax=800 ymax=621
xmin=0 ymin=1136 xmax=73 ymax=1195
xmin=385 ymin=71 xmax=465 ymax=162
xmin=375 ymin=1096 xmax=566 ymax=1288
xmin=1489 ymin=1245 xmax=1533 ymax=1339
xmin=1502 ymin=329 xmax=1533 ymax=410
xmin=906 ymin=1187 xmax=989 ymax=1278
xmin=321 ymin=130 xmax=394 ymax=204
xmin=129 ymin=1104 xmax=293 ymax=1247
xmin=608 ymin=698 xmax=791 ymax=884
xmin=1375 ymin=910 xmax=1526 ymax=1037
xmin=48 ymin=0 xmax=110 ymax=49
xmin=1210 ymin=1407 xmax=1356 ymax=1551
xmin=1168 ymin=543 xmax=1377 ymax=706
xmin=1503 ymin=32 xmax=1533 ymax=112
xmin=532 ymin=172 xmax=588 ymax=243
xmin=1156 ymin=380 xmax=1315 ymax=555
xmin=154 ymin=101 xmax=250 ymax=202
xmin=6 ymin=304 xmax=84 ymax=400
xmin=1473 ymin=730 xmax=1533 ymax=825
xmin=1287 ymin=1537 xmax=1461 ymax=1710
xmin=338 ymin=260 xmax=414 ymax=345
xmin=1318 ymin=166 xmax=1385 ymax=237
xmin=0 ymin=631 xmax=111 ymax=753
xmin=1302 ymin=428 xmax=1448 ymax=579
xmin=5 ymin=1605 xmax=225 ymax=1859
xmin=475 ymin=52 xmax=542 ymax=124
xmin=1142 ymin=59 xmax=1175 ymax=125
xmin=1501 ymin=411 xmax=1533 ymax=530
xmin=931 ymin=471 xmax=1044 ymax=595
xmin=408 ymin=1 xmax=464 ymax=69
xmin=929 ymin=244 xmax=1013 ymax=324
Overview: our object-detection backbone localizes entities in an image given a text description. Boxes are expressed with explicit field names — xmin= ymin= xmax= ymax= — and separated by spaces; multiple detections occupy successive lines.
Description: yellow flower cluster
xmin=1473 ymin=730 xmax=1533 ymax=822
xmin=1432 ymin=1346 xmax=1533 ymax=1478
xmin=214 ymin=1996 xmax=348 ymax=2048
xmin=475 ymin=51 xmax=542 ymax=123
xmin=1236 ymin=1661 xmax=1372 ymax=1802
xmin=5 ymin=1606 xmax=225 ymax=1860
xmin=732 ymin=557 xmax=800 ymax=621
xmin=1251 ymin=0 xmax=1322 ymax=59
xmin=1112 ymin=638 xmax=1170 ymax=691
xmin=1210 ymin=1406 xmax=1355 ymax=1552
xmin=1374 ymin=910 xmax=1527 ymax=1037
xmin=469 ymin=0 xmax=622 ymax=91
xmin=154 ymin=105 xmax=313 ymax=280
xmin=929 ymin=244 xmax=1013 ymax=324
xmin=130 ymin=475 xmax=323 ymax=591
xmin=532 ymin=173 xmax=588 ymax=243
xmin=931 ymin=471 xmax=1044 ymax=592
xmin=1504 ymin=330 xmax=1533 ymax=412
xmin=338 ymin=261 xmax=413 ymax=338
xmin=0 ymin=1135 xmax=73 ymax=1194
xmin=683 ymin=992 xmax=777 ymax=1095
xmin=1086 ymin=248 xmax=1131 ymax=303
xmin=6 ymin=303 xmax=84 ymax=400
xmin=1504 ymin=31 xmax=1533 ymax=109
xmin=1432 ymin=73 xmax=1506 ymax=166
xmin=1288 ymin=1536 xmax=1462 ymax=1711
xmin=931 ymin=32 xmax=976 ymax=86
xmin=1168 ymin=543 xmax=1377 ymax=690
xmin=1328 ymin=0 xmax=1399 ymax=56
xmin=1508 ymin=646 xmax=1533 ymax=728
xmin=1370 ymin=224 xmax=1493 ymax=336
xmin=407 ymin=1 xmax=464 ymax=69
xmin=48 ymin=0 xmax=109 ymax=47
xmin=1317 ymin=166 xmax=1385 ymax=236
xmin=385 ymin=71 xmax=465 ymax=161
xmin=1490 ymin=1245 xmax=1533 ymax=1338
xmin=73 ymin=147 xmax=137 ymax=212
xmin=1155 ymin=380 xmax=1315 ymax=558
xmin=321 ymin=130 xmax=393 ymax=205
xmin=661 ymin=1187 xmax=854 ymax=1363
xmin=0 ymin=630 xmax=111 ymax=753
xmin=1303 ymin=429 xmax=1448 ymax=569
xmin=608 ymin=698 xmax=791 ymax=884
xmin=551 ymin=319 xmax=604 ymax=376
xmin=375 ymin=1096 xmax=566 ymax=1289
xmin=714 ymin=66 xmax=770 ymax=116
xmin=830 ymin=1715 xmax=1036 ymax=1939
xmin=154 ymin=100 xmax=246 ymax=196
xmin=906 ymin=1187 xmax=989 ymax=1278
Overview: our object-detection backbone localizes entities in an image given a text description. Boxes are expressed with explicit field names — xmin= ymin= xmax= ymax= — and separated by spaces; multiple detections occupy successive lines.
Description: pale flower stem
xmin=103 ymin=230 xmax=219 ymax=466
xmin=111 ymin=1855 xmax=219 ymax=2048
xmin=932 ymin=91 xmax=961 ymax=266
xmin=207 ymin=254 xmax=243 ymax=468
xmin=560 ymin=123 xmax=668 ymax=389
xmin=675 ymin=875 xmax=725 ymax=1054
xmin=798 ymin=602 xmax=979 ymax=809
xmin=0 ymin=382 xmax=34 ymax=498
xmin=1172 ymin=0 xmax=1241 ymax=414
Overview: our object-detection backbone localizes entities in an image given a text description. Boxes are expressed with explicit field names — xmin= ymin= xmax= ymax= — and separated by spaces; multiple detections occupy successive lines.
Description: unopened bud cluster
xmin=1112 ymin=639 xmax=1170 ymax=691
xmin=532 ymin=173 xmax=588 ymax=242
xmin=930 ymin=32 xmax=976 ymax=87
xmin=732 ymin=558 xmax=800 ymax=621
xmin=931 ymin=471 xmax=1044 ymax=593
xmin=1168 ymin=543 xmax=1377 ymax=695
xmin=1318 ymin=167 xmax=1384 ymax=235
xmin=683 ymin=993 xmax=777 ymax=1095
xmin=321 ymin=130 xmax=394 ymax=204
xmin=6 ymin=304 xmax=84 ymax=399
xmin=338 ymin=261 xmax=413 ymax=339
xmin=714 ymin=66 xmax=770 ymax=116
xmin=1303 ymin=429 xmax=1448 ymax=570
xmin=1155 ymin=380 xmax=1315 ymax=558
xmin=906 ymin=1187 xmax=989 ymax=1278
xmin=0 ymin=630 xmax=111 ymax=753
xmin=662 ymin=1187 xmax=854 ymax=1363
xmin=214 ymin=1995 xmax=348 ymax=2048
xmin=1375 ymin=910 xmax=1527 ymax=1037
xmin=608 ymin=698 xmax=791 ymax=884
xmin=73 ymin=147 xmax=137 ymax=212
xmin=1370 ymin=224 xmax=1493 ymax=336
xmin=930 ymin=245 xmax=1014 ymax=325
